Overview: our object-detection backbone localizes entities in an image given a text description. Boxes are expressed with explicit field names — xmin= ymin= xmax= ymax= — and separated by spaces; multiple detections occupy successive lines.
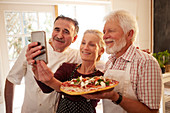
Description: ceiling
xmin=0 ymin=0 xmax=111 ymax=5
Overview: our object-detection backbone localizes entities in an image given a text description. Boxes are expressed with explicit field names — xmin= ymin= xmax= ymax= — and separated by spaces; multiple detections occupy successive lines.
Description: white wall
xmin=0 ymin=12 xmax=8 ymax=113
xmin=0 ymin=0 xmax=111 ymax=5
xmin=0 ymin=5 xmax=10 ymax=108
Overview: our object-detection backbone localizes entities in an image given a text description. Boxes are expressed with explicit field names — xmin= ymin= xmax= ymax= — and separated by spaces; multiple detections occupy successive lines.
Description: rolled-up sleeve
xmin=7 ymin=46 xmax=28 ymax=85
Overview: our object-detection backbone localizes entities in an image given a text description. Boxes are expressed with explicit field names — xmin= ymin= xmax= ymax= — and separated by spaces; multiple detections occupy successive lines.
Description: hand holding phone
xmin=31 ymin=31 xmax=48 ymax=64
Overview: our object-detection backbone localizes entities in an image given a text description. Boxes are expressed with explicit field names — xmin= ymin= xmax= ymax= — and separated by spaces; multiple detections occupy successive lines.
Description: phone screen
xmin=31 ymin=31 xmax=48 ymax=64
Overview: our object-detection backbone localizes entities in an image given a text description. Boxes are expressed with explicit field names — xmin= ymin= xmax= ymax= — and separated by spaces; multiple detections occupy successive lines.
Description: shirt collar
xmin=120 ymin=44 xmax=136 ymax=62
xmin=108 ymin=44 xmax=136 ymax=62
xmin=108 ymin=53 xmax=116 ymax=63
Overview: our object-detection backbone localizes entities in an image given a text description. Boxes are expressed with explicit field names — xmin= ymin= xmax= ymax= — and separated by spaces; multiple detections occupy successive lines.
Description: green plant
xmin=153 ymin=50 xmax=170 ymax=68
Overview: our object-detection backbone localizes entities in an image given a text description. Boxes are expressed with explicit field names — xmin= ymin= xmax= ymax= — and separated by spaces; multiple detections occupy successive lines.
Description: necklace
xmin=69 ymin=64 xmax=97 ymax=81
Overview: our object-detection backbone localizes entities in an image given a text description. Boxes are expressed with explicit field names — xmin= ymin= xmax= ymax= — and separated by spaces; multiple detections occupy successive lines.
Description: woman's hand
xmin=33 ymin=60 xmax=54 ymax=84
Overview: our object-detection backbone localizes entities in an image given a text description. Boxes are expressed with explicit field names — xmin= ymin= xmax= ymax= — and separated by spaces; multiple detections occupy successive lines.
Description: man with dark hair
xmin=5 ymin=15 xmax=81 ymax=113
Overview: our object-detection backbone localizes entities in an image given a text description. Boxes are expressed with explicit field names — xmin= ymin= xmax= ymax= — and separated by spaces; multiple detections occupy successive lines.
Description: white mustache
xmin=104 ymin=38 xmax=115 ymax=42
xmin=53 ymin=37 xmax=65 ymax=43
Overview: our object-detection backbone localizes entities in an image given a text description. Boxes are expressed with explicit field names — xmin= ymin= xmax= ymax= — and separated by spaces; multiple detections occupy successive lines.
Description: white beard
xmin=105 ymin=36 xmax=127 ymax=54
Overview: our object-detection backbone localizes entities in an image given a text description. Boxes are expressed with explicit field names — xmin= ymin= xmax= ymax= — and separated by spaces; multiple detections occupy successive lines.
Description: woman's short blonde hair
xmin=83 ymin=29 xmax=105 ymax=61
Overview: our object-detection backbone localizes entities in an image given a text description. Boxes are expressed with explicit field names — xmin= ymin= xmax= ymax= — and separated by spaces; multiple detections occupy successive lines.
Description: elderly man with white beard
xmin=83 ymin=10 xmax=162 ymax=113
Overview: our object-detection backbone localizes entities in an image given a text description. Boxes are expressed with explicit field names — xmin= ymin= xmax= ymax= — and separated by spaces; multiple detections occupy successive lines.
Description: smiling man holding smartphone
xmin=5 ymin=15 xmax=81 ymax=113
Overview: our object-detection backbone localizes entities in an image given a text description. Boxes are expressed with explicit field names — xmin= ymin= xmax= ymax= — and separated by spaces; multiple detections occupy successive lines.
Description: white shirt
xmin=7 ymin=43 xmax=81 ymax=113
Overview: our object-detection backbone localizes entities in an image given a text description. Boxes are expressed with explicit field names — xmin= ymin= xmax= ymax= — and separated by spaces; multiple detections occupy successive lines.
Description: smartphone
xmin=31 ymin=31 xmax=48 ymax=64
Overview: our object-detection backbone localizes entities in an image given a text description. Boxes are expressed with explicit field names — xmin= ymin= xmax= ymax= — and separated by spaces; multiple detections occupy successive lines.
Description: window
xmin=5 ymin=11 xmax=53 ymax=68
xmin=2 ymin=4 xmax=55 ymax=112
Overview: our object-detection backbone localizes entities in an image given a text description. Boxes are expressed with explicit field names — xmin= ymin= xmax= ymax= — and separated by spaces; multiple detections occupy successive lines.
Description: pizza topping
xmin=100 ymin=81 xmax=106 ymax=88
xmin=81 ymin=81 xmax=85 ymax=88
xmin=79 ymin=76 xmax=83 ymax=81
xmin=105 ymin=81 xmax=110 ymax=86
xmin=67 ymin=76 xmax=115 ymax=88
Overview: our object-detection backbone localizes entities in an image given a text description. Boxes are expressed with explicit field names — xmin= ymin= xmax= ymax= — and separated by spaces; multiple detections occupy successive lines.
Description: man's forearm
xmin=119 ymin=96 xmax=158 ymax=113
xmin=5 ymin=79 xmax=14 ymax=113
xmin=108 ymin=91 xmax=159 ymax=113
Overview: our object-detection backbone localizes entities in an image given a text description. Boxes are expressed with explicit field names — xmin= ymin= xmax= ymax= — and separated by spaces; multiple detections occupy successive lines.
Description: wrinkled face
xmin=80 ymin=33 xmax=101 ymax=62
xmin=51 ymin=19 xmax=76 ymax=52
xmin=103 ymin=20 xmax=127 ymax=54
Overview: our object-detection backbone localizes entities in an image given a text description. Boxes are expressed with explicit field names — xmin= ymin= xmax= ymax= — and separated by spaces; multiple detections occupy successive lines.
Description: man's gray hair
xmin=104 ymin=10 xmax=139 ymax=42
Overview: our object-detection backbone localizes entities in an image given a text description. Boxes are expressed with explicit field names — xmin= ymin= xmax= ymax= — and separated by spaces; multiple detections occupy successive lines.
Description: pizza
xmin=60 ymin=76 xmax=119 ymax=95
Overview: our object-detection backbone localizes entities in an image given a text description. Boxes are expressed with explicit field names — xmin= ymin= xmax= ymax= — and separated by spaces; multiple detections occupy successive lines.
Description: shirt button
xmin=62 ymin=95 xmax=64 ymax=98
xmin=87 ymin=99 xmax=90 ymax=102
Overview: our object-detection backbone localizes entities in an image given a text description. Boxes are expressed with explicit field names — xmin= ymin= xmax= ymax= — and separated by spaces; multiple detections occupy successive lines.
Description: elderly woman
xmin=33 ymin=29 xmax=105 ymax=113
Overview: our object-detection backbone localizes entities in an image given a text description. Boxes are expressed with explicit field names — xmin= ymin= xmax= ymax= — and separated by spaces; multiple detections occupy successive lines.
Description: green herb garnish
xmin=97 ymin=79 xmax=104 ymax=84
xmin=105 ymin=81 xmax=110 ymax=86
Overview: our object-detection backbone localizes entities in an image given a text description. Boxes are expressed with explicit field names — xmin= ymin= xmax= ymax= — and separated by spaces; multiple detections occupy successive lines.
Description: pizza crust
xmin=60 ymin=83 xmax=118 ymax=95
